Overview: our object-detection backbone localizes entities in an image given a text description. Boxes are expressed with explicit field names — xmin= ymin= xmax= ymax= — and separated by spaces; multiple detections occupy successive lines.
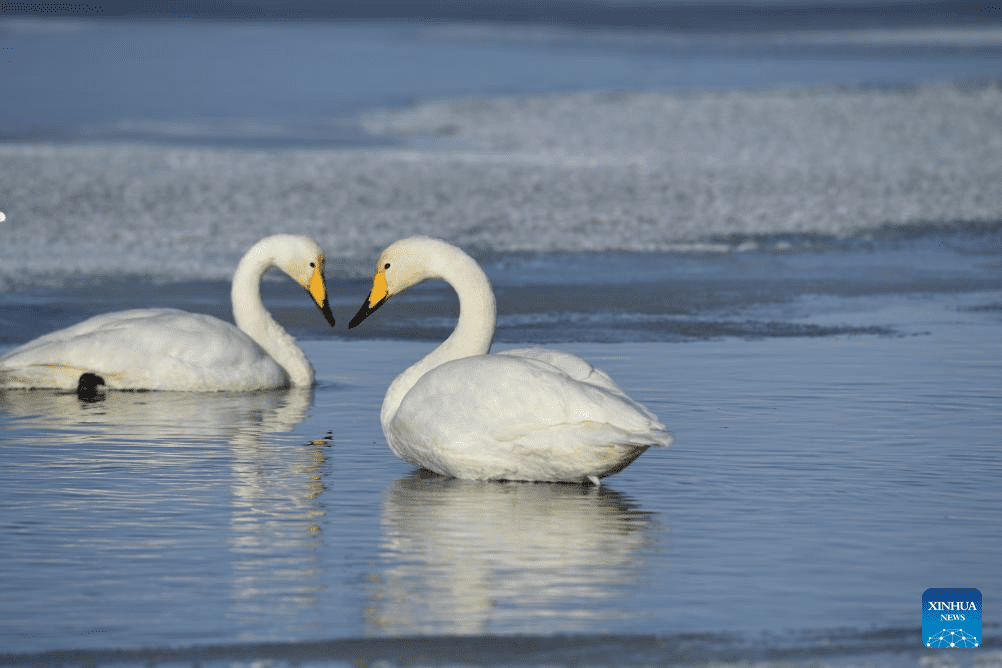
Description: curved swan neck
xmin=381 ymin=240 xmax=496 ymax=427
xmin=432 ymin=244 xmax=496 ymax=361
xmin=231 ymin=241 xmax=314 ymax=387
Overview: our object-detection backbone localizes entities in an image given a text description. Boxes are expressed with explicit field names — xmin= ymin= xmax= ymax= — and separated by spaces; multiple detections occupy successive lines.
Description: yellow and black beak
xmin=348 ymin=270 xmax=389 ymax=329
xmin=307 ymin=261 xmax=337 ymax=327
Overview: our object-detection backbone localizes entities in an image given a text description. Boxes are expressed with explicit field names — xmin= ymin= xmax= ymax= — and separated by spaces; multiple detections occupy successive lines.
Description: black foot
xmin=76 ymin=372 xmax=106 ymax=401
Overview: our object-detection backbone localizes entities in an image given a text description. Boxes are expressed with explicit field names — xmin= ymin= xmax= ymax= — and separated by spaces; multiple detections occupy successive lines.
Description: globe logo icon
xmin=925 ymin=629 xmax=980 ymax=649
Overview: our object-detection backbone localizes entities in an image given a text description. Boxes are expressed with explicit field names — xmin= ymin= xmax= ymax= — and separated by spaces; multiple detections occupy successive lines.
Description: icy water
xmin=3 ymin=324 xmax=1001 ymax=646
xmin=2 ymin=235 xmax=1001 ymax=664
xmin=2 ymin=3 xmax=1002 ymax=665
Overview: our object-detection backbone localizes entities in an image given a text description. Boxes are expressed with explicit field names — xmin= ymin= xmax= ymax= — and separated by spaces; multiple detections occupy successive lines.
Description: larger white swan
xmin=348 ymin=236 xmax=672 ymax=485
xmin=0 ymin=234 xmax=336 ymax=392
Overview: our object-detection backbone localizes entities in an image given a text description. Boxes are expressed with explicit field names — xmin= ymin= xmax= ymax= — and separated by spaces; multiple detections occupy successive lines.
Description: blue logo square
xmin=923 ymin=588 xmax=982 ymax=648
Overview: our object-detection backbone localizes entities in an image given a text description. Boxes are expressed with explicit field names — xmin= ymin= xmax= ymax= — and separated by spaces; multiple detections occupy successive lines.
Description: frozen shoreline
xmin=2 ymin=80 xmax=1001 ymax=290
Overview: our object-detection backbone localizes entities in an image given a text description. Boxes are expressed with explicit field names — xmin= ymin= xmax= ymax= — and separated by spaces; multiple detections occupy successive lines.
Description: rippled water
xmin=2 ymin=279 xmax=1000 ymax=656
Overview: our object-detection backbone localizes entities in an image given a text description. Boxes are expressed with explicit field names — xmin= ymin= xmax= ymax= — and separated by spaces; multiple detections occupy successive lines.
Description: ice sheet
xmin=2 ymin=81 xmax=1000 ymax=290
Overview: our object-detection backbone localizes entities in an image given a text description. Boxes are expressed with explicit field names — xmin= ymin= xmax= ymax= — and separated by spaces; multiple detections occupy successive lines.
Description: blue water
xmin=2 ymin=305 xmax=1000 ymax=658
xmin=2 ymin=239 xmax=1001 ymax=661
xmin=3 ymin=14 xmax=1001 ymax=146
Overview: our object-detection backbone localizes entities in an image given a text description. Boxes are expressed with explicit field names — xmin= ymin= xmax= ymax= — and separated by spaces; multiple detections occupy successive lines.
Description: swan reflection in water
xmin=366 ymin=472 xmax=664 ymax=635
xmin=0 ymin=386 xmax=331 ymax=639
xmin=0 ymin=385 xmax=313 ymax=440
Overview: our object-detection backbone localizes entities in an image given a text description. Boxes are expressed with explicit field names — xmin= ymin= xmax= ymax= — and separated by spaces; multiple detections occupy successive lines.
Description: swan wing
xmin=389 ymin=353 xmax=672 ymax=481
xmin=497 ymin=347 xmax=658 ymax=415
xmin=0 ymin=309 xmax=288 ymax=391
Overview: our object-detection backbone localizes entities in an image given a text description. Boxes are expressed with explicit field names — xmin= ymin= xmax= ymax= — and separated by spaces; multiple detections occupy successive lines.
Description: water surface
xmin=2 ymin=241 xmax=1000 ymax=657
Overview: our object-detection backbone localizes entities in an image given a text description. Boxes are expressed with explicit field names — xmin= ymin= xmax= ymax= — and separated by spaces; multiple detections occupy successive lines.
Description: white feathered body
xmin=384 ymin=347 xmax=672 ymax=483
xmin=0 ymin=234 xmax=332 ymax=392
xmin=0 ymin=308 xmax=288 ymax=391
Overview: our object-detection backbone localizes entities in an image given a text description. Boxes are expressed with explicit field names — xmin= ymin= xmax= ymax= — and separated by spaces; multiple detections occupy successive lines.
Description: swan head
xmin=348 ymin=236 xmax=451 ymax=329
xmin=260 ymin=234 xmax=337 ymax=328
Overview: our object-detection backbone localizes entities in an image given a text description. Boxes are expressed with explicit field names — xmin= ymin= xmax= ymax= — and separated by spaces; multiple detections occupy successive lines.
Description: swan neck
xmin=441 ymin=248 xmax=496 ymax=360
xmin=381 ymin=246 xmax=495 ymax=428
xmin=231 ymin=244 xmax=314 ymax=387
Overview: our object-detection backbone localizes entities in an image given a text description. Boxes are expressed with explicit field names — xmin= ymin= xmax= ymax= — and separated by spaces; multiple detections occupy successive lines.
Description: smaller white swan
xmin=0 ymin=234 xmax=336 ymax=392
xmin=348 ymin=236 xmax=672 ymax=485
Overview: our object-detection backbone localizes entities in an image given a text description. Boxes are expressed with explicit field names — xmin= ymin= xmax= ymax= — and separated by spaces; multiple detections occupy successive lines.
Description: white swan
xmin=0 ymin=234 xmax=336 ymax=392
xmin=348 ymin=236 xmax=672 ymax=485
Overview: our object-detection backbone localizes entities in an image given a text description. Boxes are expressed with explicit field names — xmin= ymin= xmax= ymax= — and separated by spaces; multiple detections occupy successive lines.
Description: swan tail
xmin=647 ymin=427 xmax=675 ymax=448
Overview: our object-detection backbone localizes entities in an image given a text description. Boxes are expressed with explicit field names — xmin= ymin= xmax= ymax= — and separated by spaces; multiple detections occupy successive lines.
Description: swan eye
xmin=384 ymin=263 xmax=391 ymax=270
xmin=309 ymin=262 xmax=316 ymax=268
